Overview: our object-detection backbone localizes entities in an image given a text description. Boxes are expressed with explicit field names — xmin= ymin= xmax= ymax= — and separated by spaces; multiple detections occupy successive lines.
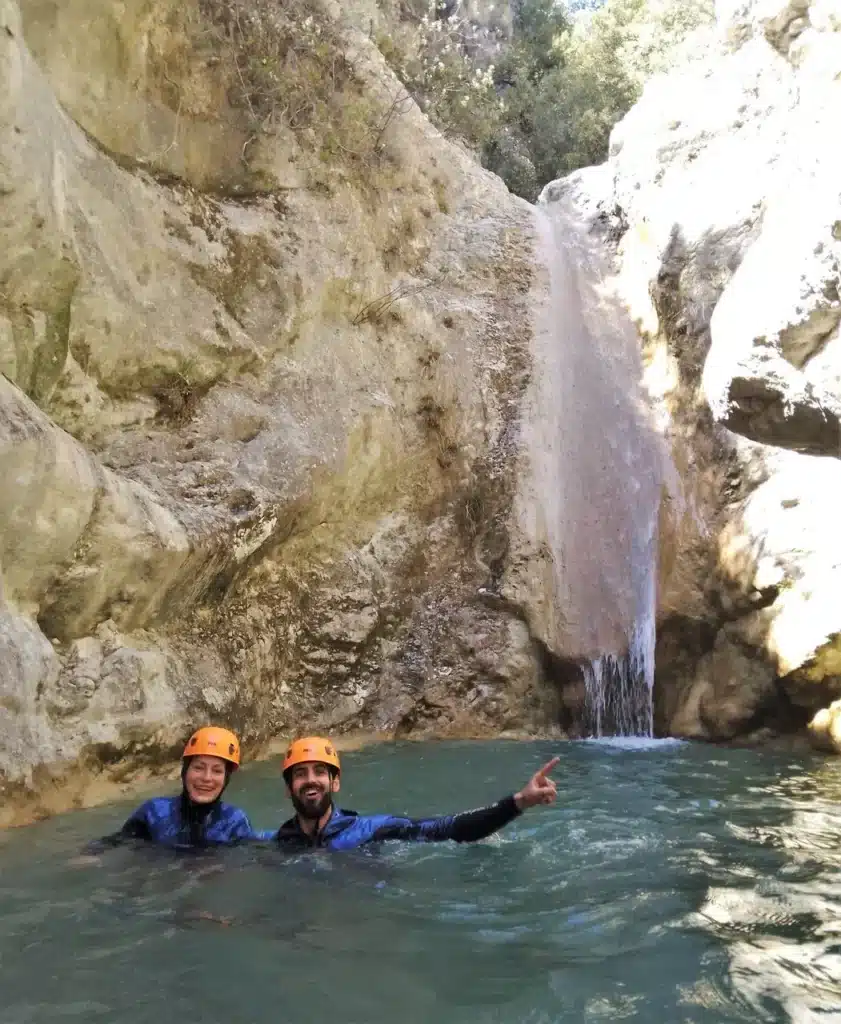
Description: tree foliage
xmin=383 ymin=0 xmax=715 ymax=200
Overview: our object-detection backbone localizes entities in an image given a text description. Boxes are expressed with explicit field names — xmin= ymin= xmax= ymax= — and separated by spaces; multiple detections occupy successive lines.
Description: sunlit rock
xmin=1 ymin=0 xmax=584 ymax=821
xmin=548 ymin=0 xmax=841 ymax=743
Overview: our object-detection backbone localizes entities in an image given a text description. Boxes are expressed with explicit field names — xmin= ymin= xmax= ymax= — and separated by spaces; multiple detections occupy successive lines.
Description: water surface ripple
xmin=1 ymin=740 xmax=840 ymax=1022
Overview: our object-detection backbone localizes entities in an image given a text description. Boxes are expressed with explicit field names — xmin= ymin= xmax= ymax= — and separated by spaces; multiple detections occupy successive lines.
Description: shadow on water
xmin=0 ymin=741 xmax=840 ymax=1022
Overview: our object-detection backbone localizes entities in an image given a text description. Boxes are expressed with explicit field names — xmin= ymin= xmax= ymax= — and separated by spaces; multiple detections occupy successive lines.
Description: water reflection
xmin=682 ymin=756 xmax=841 ymax=1020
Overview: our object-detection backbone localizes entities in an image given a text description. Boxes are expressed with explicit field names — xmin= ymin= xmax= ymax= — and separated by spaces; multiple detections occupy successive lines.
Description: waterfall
xmin=581 ymin=482 xmax=658 ymax=738
xmin=529 ymin=177 xmax=666 ymax=738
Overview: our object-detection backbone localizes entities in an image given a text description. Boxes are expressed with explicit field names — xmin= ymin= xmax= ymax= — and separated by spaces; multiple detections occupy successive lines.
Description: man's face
xmin=288 ymin=761 xmax=340 ymax=820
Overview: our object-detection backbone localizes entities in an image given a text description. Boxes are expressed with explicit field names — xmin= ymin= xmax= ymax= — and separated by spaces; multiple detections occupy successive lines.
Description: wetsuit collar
xmin=179 ymin=757 xmax=233 ymax=843
xmin=276 ymin=806 xmax=359 ymax=845
xmin=179 ymin=790 xmax=224 ymax=846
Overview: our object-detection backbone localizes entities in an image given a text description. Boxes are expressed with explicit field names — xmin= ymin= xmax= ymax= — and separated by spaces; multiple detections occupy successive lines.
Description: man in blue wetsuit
xmin=267 ymin=736 xmax=560 ymax=851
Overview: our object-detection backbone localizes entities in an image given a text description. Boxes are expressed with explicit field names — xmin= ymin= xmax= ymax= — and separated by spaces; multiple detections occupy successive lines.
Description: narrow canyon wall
xmin=0 ymin=0 xmax=582 ymax=824
xmin=546 ymin=0 xmax=841 ymax=745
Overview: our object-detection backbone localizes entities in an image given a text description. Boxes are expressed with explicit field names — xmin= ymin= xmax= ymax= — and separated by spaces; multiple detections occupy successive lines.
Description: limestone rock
xmin=608 ymin=0 xmax=841 ymax=457
xmin=548 ymin=0 xmax=841 ymax=742
xmin=660 ymin=619 xmax=780 ymax=740
xmin=0 ymin=0 xmax=590 ymax=821
xmin=807 ymin=700 xmax=841 ymax=752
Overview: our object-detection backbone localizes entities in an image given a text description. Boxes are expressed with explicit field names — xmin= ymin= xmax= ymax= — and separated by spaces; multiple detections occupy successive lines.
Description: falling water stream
xmin=530 ymin=182 xmax=666 ymax=737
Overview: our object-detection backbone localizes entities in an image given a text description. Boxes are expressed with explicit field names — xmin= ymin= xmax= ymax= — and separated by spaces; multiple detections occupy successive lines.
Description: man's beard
xmin=291 ymin=788 xmax=332 ymax=821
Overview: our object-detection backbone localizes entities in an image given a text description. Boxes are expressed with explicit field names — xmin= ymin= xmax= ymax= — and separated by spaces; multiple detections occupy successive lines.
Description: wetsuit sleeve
xmin=368 ymin=795 xmax=522 ymax=843
xmin=84 ymin=803 xmax=154 ymax=852
xmin=228 ymin=810 xmax=260 ymax=842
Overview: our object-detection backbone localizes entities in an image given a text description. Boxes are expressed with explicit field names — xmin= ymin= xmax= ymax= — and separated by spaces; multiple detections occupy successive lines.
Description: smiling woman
xmin=83 ymin=727 xmax=256 ymax=853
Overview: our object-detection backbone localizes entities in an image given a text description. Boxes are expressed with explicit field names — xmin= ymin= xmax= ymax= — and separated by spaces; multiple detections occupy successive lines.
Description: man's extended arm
xmin=367 ymin=795 xmax=522 ymax=843
xmin=365 ymin=755 xmax=560 ymax=844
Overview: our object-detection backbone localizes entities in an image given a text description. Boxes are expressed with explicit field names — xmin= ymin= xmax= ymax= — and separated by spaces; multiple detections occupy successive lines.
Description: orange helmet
xmin=282 ymin=736 xmax=340 ymax=776
xmin=183 ymin=726 xmax=241 ymax=769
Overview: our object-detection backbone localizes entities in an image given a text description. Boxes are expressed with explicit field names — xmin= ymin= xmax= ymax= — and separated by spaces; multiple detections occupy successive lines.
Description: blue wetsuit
xmin=90 ymin=794 xmax=255 ymax=852
xmin=267 ymin=796 xmax=522 ymax=851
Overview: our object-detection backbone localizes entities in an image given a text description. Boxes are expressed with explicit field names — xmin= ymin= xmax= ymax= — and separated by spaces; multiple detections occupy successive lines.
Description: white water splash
xmin=581 ymin=542 xmax=657 ymax=737
xmin=529 ymin=177 xmax=669 ymax=738
xmin=580 ymin=736 xmax=687 ymax=751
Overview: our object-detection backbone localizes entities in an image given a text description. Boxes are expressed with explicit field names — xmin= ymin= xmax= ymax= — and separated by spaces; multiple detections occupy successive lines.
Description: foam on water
xmin=579 ymin=736 xmax=688 ymax=751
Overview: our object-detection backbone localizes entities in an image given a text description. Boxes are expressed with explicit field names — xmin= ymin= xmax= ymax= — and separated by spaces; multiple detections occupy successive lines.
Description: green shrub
xmin=378 ymin=0 xmax=714 ymax=200
xmin=197 ymin=0 xmax=402 ymax=171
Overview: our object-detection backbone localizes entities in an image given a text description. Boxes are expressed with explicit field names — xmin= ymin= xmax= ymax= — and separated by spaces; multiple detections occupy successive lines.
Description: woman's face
xmin=184 ymin=755 xmax=228 ymax=803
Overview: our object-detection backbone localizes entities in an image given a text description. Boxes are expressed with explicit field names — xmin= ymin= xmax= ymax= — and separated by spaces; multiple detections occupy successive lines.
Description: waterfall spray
xmin=528 ymin=177 xmax=667 ymax=738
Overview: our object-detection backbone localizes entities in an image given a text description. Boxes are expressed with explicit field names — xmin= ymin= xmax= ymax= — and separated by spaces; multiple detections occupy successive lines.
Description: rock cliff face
xmin=7 ymin=0 xmax=840 ymax=823
xmin=546 ymin=0 xmax=841 ymax=744
xmin=0 ymin=0 xmax=580 ymax=824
